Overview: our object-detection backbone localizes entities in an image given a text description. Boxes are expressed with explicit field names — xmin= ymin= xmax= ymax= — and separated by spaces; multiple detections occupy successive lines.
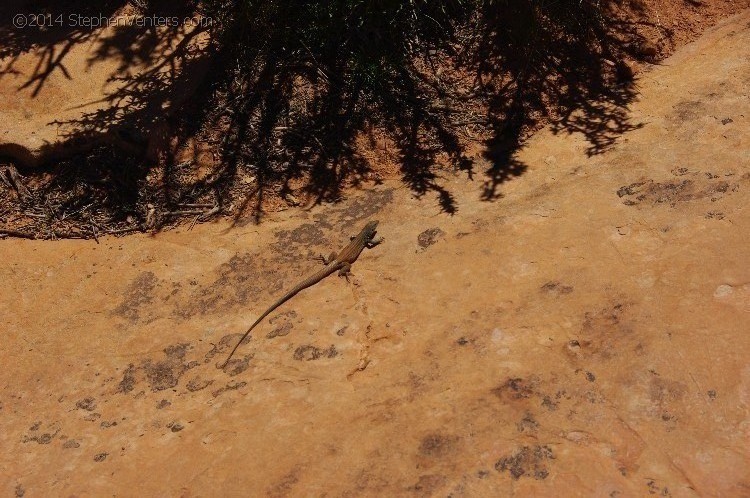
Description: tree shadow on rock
xmin=0 ymin=1 xmax=123 ymax=94
xmin=203 ymin=0 xmax=472 ymax=220
xmin=470 ymin=1 xmax=644 ymax=200
xmin=0 ymin=0 xmax=660 ymax=237
xmin=203 ymin=0 xmax=648 ymax=215
xmin=0 ymin=1 xmax=219 ymax=235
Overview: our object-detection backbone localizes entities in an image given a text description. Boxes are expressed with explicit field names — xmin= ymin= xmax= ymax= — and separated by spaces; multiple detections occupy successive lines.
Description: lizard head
xmin=363 ymin=220 xmax=379 ymax=238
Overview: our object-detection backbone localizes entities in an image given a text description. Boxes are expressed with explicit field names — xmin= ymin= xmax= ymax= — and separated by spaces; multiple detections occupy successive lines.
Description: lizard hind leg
xmin=338 ymin=262 xmax=352 ymax=282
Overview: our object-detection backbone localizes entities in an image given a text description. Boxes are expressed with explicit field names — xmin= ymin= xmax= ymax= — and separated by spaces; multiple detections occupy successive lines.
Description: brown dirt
xmin=2 ymin=10 xmax=749 ymax=495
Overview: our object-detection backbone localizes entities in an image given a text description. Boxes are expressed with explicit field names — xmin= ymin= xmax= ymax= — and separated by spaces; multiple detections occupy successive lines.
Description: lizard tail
xmin=220 ymin=313 xmax=266 ymax=368
xmin=220 ymin=264 xmax=339 ymax=368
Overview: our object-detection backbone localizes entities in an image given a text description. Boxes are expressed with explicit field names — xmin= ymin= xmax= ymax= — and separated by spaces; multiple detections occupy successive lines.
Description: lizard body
xmin=222 ymin=220 xmax=382 ymax=367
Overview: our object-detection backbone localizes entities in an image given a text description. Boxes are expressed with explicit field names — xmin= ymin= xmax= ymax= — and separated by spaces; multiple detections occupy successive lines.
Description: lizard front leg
xmin=317 ymin=251 xmax=337 ymax=265
xmin=366 ymin=237 xmax=384 ymax=248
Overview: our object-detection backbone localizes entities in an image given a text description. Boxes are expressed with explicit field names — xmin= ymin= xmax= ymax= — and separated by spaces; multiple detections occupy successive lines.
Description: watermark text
xmin=13 ymin=13 xmax=214 ymax=29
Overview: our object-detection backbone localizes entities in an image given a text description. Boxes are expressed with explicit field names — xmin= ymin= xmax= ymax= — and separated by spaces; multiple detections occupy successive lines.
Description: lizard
xmin=221 ymin=220 xmax=383 ymax=368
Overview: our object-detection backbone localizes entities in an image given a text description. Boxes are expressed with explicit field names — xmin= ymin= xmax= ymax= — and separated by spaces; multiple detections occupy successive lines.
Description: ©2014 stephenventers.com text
xmin=12 ymin=13 xmax=214 ymax=29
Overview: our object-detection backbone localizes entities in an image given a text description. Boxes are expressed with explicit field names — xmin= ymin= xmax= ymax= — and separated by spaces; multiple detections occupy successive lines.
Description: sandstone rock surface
xmin=1 ymin=11 xmax=749 ymax=497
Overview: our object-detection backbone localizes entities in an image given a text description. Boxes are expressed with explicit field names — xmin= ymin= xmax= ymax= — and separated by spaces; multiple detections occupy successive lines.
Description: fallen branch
xmin=107 ymin=226 xmax=144 ymax=235
xmin=2 ymin=165 xmax=32 ymax=201
xmin=177 ymin=203 xmax=215 ymax=208
xmin=0 ymin=228 xmax=36 ymax=239
xmin=163 ymin=209 xmax=206 ymax=216
xmin=90 ymin=223 xmax=100 ymax=244
xmin=198 ymin=204 xmax=222 ymax=221
xmin=46 ymin=230 xmax=89 ymax=240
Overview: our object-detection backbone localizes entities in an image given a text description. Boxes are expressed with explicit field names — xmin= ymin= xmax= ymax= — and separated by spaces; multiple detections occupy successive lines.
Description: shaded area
xmin=0 ymin=0 xmax=679 ymax=237
xmin=0 ymin=1 xmax=123 ymax=94
xmin=473 ymin=1 xmax=645 ymax=199
xmin=200 ymin=0 xmax=647 ymax=215
xmin=0 ymin=1 xmax=216 ymax=238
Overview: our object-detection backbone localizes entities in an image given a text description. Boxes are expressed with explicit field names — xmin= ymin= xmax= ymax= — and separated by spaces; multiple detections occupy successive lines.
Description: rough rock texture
xmin=2 ymin=11 xmax=749 ymax=496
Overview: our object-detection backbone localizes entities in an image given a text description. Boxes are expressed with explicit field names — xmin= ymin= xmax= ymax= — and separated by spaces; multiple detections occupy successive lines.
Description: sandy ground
xmin=2 ymin=10 xmax=749 ymax=498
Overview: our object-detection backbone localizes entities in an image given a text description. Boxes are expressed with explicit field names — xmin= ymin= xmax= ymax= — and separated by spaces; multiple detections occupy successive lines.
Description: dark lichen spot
xmin=113 ymin=272 xmax=159 ymax=322
xmin=492 ymin=377 xmax=536 ymax=400
xmin=118 ymin=343 xmax=197 ymax=393
xmin=409 ymin=474 xmax=447 ymax=493
xmin=617 ymin=182 xmax=645 ymax=198
xmin=186 ymin=377 xmax=214 ymax=392
xmin=646 ymin=479 xmax=671 ymax=496
xmin=174 ymin=254 xmax=283 ymax=318
xmin=417 ymin=228 xmax=446 ymax=249
xmin=516 ymin=413 xmax=539 ymax=433
xmin=293 ymin=344 xmax=338 ymax=361
xmin=212 ymin=381 xmax=247 ymax=397
xmin=167 ymin=421 xmax=184 ymax=433
xmin=222 ymin=355 xmax=253 ymax=376
xmin=156 ymin=399 xmax=171 ymax=409
xmin=649 ymin=377 xmax=687 ymax=404
xmin=618 ymin=177 xmax=738 ymax=207
xmin=275 ymin=224 xmax=325 ymax=247
xmin=540 ymin=281 xmax=573 ymax=295
xmin=144 ymin=360 xmax=183 ymax=391
xmin=267 ymin=467 xmax=302 ymax=498
xmin=495 ymin=445 xmax=554 ymax=480
xmin=541 ymin=396 xmax=558 ymax=411
xmin=671 ymin=100 xmax=707 ymax=121
xmin=670 ymin=167 xmax=690 ymax=177
xmin=117 ymin=364 xmax=137 ymax=394
xmin=22 ymin=425 xmax=60 ymax=445
xmin=267 ymin=321 xmax=294 ymax=339
xmin=338 ymin=189 xmax=393 ymax=225
xmin=205 ymin=334 xmax=249 ymax=363
xmin=75 ymin=397 xmax=97 ymax=411
xmin=419 ymin=433 xmax=458 ymax=458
